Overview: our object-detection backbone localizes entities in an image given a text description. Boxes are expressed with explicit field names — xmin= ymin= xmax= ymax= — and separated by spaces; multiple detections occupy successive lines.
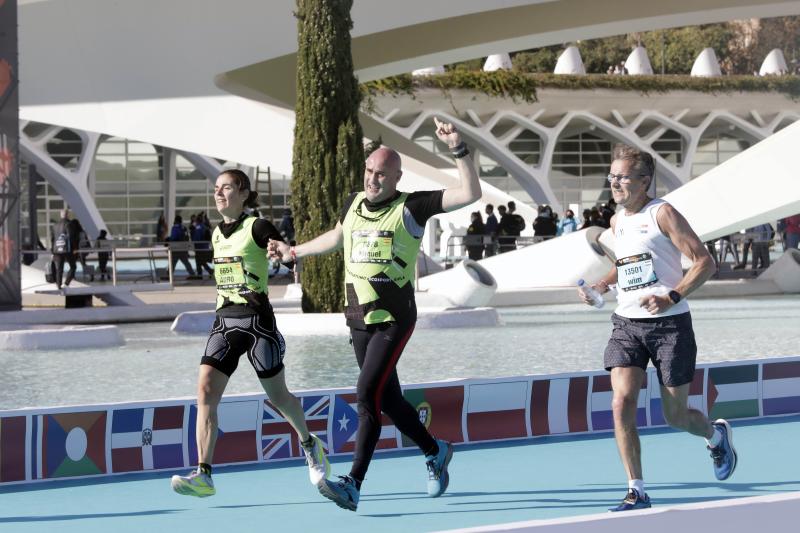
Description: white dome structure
xmin=760 ymin=48 xmax=789 ymax=76
xmin=412 ymin=66 xmax=446 ymax=77
xmin=625 ymin=46 xmax=654 ymax=75
xmin=483 ymin=53 xmax=512 ymax=71
xmin=691 ymin=48 xmax=722 ymax=77
xmin=554 ymin=45 xmax=585 ymax=75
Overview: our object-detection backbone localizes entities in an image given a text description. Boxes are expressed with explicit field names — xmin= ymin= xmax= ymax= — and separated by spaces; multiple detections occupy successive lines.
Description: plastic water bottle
xmin=578 ymin=279 xmax=605 ymax=308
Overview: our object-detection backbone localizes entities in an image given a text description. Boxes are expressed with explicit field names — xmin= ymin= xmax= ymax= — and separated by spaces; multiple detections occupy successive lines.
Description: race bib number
xmin=214 ymin=256 xmax=246 ymax=289
xmin=616 ymin=252 xmax=658 ymax=292
xmin=351 ymin=230 xmax=394 ymax=264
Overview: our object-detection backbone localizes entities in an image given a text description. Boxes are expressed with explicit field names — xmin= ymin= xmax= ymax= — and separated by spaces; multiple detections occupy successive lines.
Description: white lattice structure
xmin=368 ymin=88 xmax=800 ymax=214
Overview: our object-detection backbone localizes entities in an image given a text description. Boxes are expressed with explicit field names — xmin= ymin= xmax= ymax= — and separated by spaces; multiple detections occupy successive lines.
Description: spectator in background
xmin=96 ymin=229 xmax=110 ymax=282
xmin=483 ymin=204 xmax=498 ymax=258
xmin=602 ymin=199 xmax=616 ymax=227
xmin=508 ymin=201 xmax=525 ymax=238
xmin=532 ymin=205 xmax=557 ymax=238
xmin=279 ymin=208 xmax=296 ymax=244
xmin=557 ymin=209 xmax=579 ymax=236
xmin=580 ymin=208 xmax=593 ymax=229
xmin=750 ymin=223 xmax=773 ymax=271
xmin=192 ymin=213 xmax=214 ymax=279
xmin=168 ymin=215 xmax=197 ymax=278
xmin=784 ymin=214 xmax=800 ymax=250
xmin=497 ymin=205 xmax=515 ymax=253
xmin=51 ymin=209 xmax=80 ymax=289
xmin=590 ymin=206 xmax=607 ymax=228
xmin=466 ymin=211 xmax=485 ymax=261
xmin=156 ymin=213 xmax=168 ymax=243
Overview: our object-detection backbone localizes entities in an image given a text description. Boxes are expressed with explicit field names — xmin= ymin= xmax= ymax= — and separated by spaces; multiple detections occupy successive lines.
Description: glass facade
xmin=95 ymin=137 xmax=165 ymax=240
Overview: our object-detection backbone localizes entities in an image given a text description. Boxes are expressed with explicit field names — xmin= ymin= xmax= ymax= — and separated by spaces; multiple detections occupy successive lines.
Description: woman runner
xmin=171 ymin=169 xmax=329 ymax=497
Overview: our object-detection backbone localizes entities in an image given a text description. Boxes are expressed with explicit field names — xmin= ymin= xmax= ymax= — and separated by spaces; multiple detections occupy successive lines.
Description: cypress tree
xmin=292 ymin=0 xmax=364 ymax=313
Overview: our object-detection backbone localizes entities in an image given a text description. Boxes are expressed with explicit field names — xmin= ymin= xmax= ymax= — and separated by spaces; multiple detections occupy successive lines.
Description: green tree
xmin=292 ymin=0 xmax=364 ymax=313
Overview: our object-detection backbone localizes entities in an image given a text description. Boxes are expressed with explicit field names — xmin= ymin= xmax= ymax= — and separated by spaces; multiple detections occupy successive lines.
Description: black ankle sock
xmin=348 ymin=475 xmax=362 ymax=490
xmin=424 ymin=442 xmax=440 ymax=458
xmin=300 ymin=436 xmax=314 ymax=449
xmin=198 ymin=463 xmax=212 ymax=476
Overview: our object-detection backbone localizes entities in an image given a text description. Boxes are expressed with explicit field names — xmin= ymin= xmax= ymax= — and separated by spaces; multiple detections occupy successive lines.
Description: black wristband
xmin=451 ymin=142 xmax=469 ymax=159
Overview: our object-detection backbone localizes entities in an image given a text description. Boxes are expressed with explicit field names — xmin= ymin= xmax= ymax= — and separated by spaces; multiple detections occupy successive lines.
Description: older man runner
xmin=579 ymin=144 xmax=737 ymax=512
xmin=269 ymin=117 xmax=481 ymax=511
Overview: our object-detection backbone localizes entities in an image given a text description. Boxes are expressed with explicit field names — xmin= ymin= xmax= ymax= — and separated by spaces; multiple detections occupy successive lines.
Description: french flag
xmin=590 ymin=374 xmax=647 ymax=431
xmin=188 ymin=400 xmax=260 ymax=465
xmin=466 ymin=381 xmax=528 ymax=441
xmin=111 ymin=406 xmax=185 ymax=473
xmin=530 ymin=377 xmax=589 ymax=436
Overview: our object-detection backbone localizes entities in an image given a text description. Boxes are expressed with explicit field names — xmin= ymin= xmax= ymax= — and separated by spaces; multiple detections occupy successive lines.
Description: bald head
xmin=364 ymin=146 xmax=403 ymax=202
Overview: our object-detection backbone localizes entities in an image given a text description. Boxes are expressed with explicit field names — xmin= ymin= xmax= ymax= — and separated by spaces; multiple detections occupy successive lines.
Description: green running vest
xmin=342 ymin=192 xmax=421 ymax=324
xmin=212 ymin=216 xmax=268 ymax=310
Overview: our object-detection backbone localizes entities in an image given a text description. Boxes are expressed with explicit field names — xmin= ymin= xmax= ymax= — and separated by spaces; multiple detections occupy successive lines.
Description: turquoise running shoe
xmin=317 ymin=475 xmax=359 ymax=511
xmin=425 ymin=439 xmax=454 ymax=497
xmin=609 ymin=489 xmax=651 ymax=512
xmin=171 ymin=469 xmax=216 ymax=497
xmin=709 ymin=419 xmax=737 ymax=480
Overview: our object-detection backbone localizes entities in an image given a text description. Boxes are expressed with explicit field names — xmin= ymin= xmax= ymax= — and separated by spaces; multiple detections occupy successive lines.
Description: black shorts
xmin=604 ymin=312 xmax=697 ymax=387
xmin=201 ymin=313 xmax=286 ymax=379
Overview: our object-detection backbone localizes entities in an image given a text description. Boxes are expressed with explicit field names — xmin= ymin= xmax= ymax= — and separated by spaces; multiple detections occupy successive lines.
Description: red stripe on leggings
xmin=373 ymin=325 xmax=416 ymax=416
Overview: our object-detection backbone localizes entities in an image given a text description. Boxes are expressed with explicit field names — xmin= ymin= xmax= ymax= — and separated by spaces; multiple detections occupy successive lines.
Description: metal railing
xmin=443 ymin=234 xmax=555 ymax=266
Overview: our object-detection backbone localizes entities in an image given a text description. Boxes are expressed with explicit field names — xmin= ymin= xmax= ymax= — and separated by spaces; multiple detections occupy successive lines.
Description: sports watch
xmin=668 ymin=290 xmax=682 ymax=304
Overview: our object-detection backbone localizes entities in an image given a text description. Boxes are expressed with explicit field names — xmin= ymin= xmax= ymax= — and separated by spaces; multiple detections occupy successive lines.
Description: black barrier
xmin=0 ymin=0 xmax=21 ymax=310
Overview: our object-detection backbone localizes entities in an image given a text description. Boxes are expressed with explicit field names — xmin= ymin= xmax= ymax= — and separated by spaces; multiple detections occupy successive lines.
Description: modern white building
xmin=15 ymin=0 xmax=800 ymax=245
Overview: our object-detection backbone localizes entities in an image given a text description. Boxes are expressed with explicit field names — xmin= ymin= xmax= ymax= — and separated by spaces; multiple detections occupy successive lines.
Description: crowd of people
xmin=464 ymin=198 xmax=618 ymax=259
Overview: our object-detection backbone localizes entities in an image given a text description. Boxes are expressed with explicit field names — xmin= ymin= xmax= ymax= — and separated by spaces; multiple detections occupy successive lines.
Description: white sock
xmin=628 ymin=479 xmax=645 ymax=497
xmin=706 ymin=425 xmax=723 ymax=447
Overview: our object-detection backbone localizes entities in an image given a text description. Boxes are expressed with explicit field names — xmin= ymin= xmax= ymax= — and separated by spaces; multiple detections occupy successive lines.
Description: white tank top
xmin=613 ymin=198 xmax=689 ymax=319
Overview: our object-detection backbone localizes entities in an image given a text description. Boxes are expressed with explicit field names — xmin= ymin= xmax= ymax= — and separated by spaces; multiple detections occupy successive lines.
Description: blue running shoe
xmin=609 ymin=489 xmax=651 ymax=512
xmin=425 ymin=439 xmax=454 ymax=497
xmin=317 ymin=475 xmax=359 ymax=511
xmin=709 ymin=419 xmax=737 ymax=480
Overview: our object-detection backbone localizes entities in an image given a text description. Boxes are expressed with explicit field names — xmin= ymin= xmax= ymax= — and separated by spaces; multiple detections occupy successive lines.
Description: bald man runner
xmin=269 ymin=118 xmax=481 ymax=511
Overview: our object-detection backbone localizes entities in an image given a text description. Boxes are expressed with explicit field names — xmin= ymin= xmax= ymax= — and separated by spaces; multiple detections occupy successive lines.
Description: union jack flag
xmin=261 ymin=394 xmax=330 ymax=461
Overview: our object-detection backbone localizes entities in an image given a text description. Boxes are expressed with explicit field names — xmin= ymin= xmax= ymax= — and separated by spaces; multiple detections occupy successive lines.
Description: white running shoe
xmin=303 ymin=434 xmax=330 ymax=485
xmin=171 ymin=469 xmax=216 ymax=497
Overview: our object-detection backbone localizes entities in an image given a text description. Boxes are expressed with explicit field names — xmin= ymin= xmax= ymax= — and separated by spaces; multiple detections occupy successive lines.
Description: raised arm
xmin=435 ymin=117 xmax=482 ymax=213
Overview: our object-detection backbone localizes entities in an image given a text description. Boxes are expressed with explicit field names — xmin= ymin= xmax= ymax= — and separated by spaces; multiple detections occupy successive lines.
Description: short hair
xmin=612 ymin=143 xmax=655 ymax=179
xmin=485 ymin=204 xmax=494 ymax=211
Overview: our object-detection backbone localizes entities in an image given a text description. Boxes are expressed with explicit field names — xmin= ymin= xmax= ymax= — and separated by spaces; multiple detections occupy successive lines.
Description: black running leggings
xmin=349 ymin=321 xmax=436 ymax=482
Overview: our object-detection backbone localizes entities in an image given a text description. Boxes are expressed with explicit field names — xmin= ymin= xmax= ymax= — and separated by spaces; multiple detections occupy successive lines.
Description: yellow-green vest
xmin=342 ymin=192 xmax=421 ymax=324
xmin=212 ymin=216 xmax=268 ymax=310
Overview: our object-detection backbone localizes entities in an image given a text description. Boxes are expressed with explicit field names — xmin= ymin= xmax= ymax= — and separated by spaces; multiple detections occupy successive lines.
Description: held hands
xmin=267 ymin=239 xmax=291 ymax=261
xmin=638 ymin=294 xmax=673 ymax=315
xmin=433 ymin=117 xmax=461 ymax=149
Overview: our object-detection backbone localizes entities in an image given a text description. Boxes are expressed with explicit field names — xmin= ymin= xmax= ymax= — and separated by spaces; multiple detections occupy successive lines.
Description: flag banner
xmin=707 ymin=365 xmax=759 ymax=420
xmin=331 ymin=393 xmax=397 ymax=454
xmin=0 ymin=416 xmax=27 ymax=482
xmin=110 ymin=406 xmax=185 ymax=473
xmin=188 ymin=400 xmax=260 ymax=465
xmin=762 ymin=361 xmax=800 ymax=416
xmin=39 ymin=411 xmax=107 ymax=478
xmin=467 ymin=381 xmax=528 ymax=441
xmin=590 ymin=374 xmax=647 ymax=431
xmin=261 ymin=394 xmax=330 ymax=461
xmin=401 ymin=385 xmax=465 ymax=447
xmin=531 ymin=377 xmax=589 ymax=436
xmin=649 ymin=369 xmax=705 ymax=426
